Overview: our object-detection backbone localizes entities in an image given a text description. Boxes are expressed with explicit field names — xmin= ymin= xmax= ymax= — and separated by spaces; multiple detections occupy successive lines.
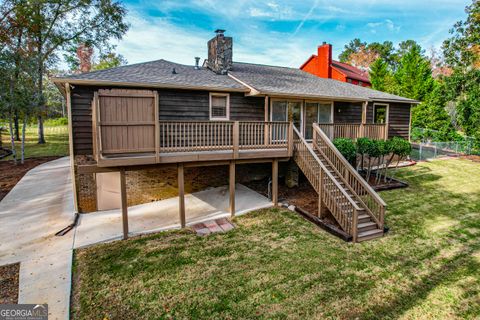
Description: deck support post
xmin=178 ymin=163 xmax=186 ymax=228
xmin=120 ymin=169 xmax=129 ymax=240
xmin=229 ymin=161 xmax=235 ymax=217
xmin=272 ymin=159 xmax=278 ymax=206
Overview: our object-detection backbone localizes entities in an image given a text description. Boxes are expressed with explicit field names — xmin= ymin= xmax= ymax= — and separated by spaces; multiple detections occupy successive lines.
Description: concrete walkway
xmin=0 ymin=157 xmax=74 ymax=320
xmin=74 ymin=183 xmax=272 ymax=248
xmin=0 ymin=157 xmax=272 ymax=319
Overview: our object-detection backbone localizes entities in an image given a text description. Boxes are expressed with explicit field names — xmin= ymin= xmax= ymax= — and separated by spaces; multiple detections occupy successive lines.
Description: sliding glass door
xmin=304 ymin=102 xmax=332 ymax=139
xmin=271 ymin=99 xmax=332 ymax=140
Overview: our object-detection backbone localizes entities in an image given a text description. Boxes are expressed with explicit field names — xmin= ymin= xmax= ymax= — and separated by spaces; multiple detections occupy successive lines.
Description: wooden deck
xmin=95 ymin=120 xmax=293 ymax=167
xmin=90 ymin=89 xmax=387 ymax=167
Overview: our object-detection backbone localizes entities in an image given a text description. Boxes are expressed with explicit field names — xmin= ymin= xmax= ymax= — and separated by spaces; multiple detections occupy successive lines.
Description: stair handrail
xmin=312 ymin=123 xmax=386 ymax=228
xmin=293 ymin=126 xmax=361 ymax=239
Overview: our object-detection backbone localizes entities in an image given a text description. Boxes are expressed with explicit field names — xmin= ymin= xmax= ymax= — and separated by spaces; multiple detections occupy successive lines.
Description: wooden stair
xmin=292 ymin=124 xmax=387 ymax=242
xmin=312 ymin=148 xmax=384 ymax=241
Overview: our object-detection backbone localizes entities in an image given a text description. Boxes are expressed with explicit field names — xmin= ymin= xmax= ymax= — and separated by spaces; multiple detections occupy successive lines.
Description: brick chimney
xmin=317 ymin=42 xmax=332 ymax=78
xmin=76 ymin=43 xmax=93 ymax=73
xmin=207 ymin=29 xmax=233 ymax=74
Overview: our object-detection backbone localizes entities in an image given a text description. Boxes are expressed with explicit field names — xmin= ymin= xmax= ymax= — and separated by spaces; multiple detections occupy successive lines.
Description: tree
xmin=394 ymin=44 xmax=435 ymax=101
xmin=442 ymin=0 xmax=480 ymax=149
xmin=1 ymin=0 xmax=129 ymax=144
xmin=339 ymin=39 xmax=396 ymax=70
xmin=339 ymin=38 xmax=366 ymax=63
xmin=92 ymin=51 xmax=127 ymax=71
xmin=411 ymin=82 xmax=456 ymax=141
xmin=443 ymin=0 xmax=480 ymax=69
xmin=369 ymin=58 xmax=395 ymax=92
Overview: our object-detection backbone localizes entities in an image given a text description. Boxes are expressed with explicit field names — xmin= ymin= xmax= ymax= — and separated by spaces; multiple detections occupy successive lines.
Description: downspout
xmin=56 ymin=82 xmax=80 ymax=236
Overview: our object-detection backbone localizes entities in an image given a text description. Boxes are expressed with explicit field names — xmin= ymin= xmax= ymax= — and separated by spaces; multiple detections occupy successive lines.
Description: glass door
xmin=271 ymin=101 xmax=287 ymax=121
xmin=304 ymin=102 xmax=319 ymax=140
xmin=271 ymin=101 xmax=288 ymax=141
xmin=289 ymin=101 xmax=302 ymax=133
xmin=304 ymin=102 xmax=332 ymax=139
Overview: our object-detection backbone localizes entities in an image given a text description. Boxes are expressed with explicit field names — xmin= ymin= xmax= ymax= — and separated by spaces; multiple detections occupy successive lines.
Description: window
xmin=347 ymin=79 xmax=352 ymax=83
xmin=358 ymin=81 xmax=363 ymax=86
xmin=209 ymin=93 xmax=229 ymax=120
xmin=373 ymin=103 xmax=389 ymax=124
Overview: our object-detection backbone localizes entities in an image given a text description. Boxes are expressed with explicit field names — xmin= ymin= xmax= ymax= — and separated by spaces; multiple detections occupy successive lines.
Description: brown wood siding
xmin=70 ymin=86 xmax=265 ymax=155
xmin=158 ymin=89 xmax=209 ymax=120
xmin=367 ymin=102 xmax=411 ymax=139
xmin=71 ymin=86 xmax=95 ymax=155
xmin=333 ymin=102 xmax=362 ymax=123
xmin=388 ymin=103 xmax=411 ymax=139
xmin=230 ymin=94 xmax=264 ymax=121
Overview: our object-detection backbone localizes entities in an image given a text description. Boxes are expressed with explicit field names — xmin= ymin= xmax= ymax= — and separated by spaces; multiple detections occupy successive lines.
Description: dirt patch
xmin=362 ymin=172 xmax=408 ymax=191
xmin=0 ymin=156 xmax=60 ymax=201
xmin=245 ymin=175 xmax=320 ymax=216
xmin=462 ymin=155 xmax=480 ymax=163
xmin=0 ymin=263 xmax=19 ymax=304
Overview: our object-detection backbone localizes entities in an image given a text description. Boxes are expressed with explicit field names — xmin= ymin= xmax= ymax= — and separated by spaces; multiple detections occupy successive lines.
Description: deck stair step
xmin=358 ymin=214 xmax=371 ymax=224
xmin=357 ymin=229 xmax=384 ymax=242
xmin=357 ymin=221 xmax=377 ymax=232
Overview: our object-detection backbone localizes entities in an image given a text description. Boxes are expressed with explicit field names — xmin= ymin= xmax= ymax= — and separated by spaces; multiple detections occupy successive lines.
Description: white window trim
xmin=209 ymin=92 xmax=230 ymax=120
xmin=373 ymin=102 xmax=389 ymax=124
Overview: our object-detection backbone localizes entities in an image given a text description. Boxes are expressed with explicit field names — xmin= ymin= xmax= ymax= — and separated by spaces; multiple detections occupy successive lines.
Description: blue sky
xmin=112 ymin=0 xmax=470 ymax=68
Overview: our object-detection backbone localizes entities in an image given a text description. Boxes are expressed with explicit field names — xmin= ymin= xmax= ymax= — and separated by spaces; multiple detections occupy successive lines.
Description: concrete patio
xmin=0 ymin=157 xmax=272 ymax=319
xmin=74 ymin=183 xmax=272 ymax=248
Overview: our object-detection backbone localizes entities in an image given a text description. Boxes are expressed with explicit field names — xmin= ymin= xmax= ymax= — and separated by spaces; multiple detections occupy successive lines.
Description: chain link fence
xmin=410 ymin=127 xmax=474 ymax=161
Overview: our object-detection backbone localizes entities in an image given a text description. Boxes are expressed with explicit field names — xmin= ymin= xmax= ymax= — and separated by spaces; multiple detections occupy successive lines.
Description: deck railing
xmin=317 ymin=123 xmax=387 ymax=141
xmin=312 ymin=123 xmax=386 ymax=229
xmin=159 ymin=121 xmax=292 ymax=154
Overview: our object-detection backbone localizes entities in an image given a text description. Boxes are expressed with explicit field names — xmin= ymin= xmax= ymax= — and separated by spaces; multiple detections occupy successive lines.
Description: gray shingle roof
xmin=54 ymin=59 xmax=416 ymax=103
xmin=229 ymin=62 xmax=417 ymax=103
xmin=54 ymin=59 xmax=247 ymax=91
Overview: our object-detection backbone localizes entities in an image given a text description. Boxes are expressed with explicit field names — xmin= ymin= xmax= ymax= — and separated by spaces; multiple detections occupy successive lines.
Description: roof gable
xmin=331 ymin=60 xmax=370 ymax=83
xmin=53 ymin=59 xmax=247 ymax=92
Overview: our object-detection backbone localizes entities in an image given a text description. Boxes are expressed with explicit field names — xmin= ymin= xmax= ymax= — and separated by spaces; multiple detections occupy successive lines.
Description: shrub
xmin=44 ymin=117 xmax=68 ymax=126
xmin=333 ymin=138 xmax=356 ymax=165
xmin=356 ymin=137 xmax=373 ymax=169
xmin=391 ymin=136 xmax=412 ymax=159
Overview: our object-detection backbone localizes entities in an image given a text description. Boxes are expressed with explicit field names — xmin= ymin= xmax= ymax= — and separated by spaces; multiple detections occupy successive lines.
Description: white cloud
xmin=366 ymin=19 xmax=400 ymax=33
xmin=112 ymin=10 xmax=313 ymax=68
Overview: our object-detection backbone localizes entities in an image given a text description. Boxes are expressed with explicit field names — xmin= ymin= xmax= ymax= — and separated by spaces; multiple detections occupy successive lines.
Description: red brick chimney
xmin=76 ymin=43 xmax=93 ymax=73
xmin=317 ymin=42 xmax=332 ymax=78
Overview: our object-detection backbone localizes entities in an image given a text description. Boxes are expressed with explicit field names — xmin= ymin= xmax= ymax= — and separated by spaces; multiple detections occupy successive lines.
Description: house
xmin=300 ymin=42 xmax=371 ymax=87
xmin=53 ymin=30 xmax=416 ymax=242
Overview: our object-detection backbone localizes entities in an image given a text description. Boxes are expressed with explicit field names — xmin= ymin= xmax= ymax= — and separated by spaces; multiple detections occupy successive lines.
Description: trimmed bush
xmin=333 ymin=138 xmax=356 ymax=165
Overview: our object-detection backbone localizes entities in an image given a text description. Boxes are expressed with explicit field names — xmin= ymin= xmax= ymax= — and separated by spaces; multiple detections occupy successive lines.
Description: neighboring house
xmin=53 ymin=30 xmax=416 ymax=242
xmin=300 ymin=42 xmax=371 ymax=87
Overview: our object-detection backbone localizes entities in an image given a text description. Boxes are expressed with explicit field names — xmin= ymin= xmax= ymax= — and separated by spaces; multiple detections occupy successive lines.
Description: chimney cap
xmin=215 ymin=29 xmax=226 ymax=35
xmin=322 ymin=41 xmax=327 ymax=45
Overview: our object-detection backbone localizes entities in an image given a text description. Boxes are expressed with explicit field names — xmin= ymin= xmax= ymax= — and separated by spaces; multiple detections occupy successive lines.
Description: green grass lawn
xmin=72 ymin=159 xmax=480 ymax=319
xmin=1 ymin=125 xmax=69 ymax=160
